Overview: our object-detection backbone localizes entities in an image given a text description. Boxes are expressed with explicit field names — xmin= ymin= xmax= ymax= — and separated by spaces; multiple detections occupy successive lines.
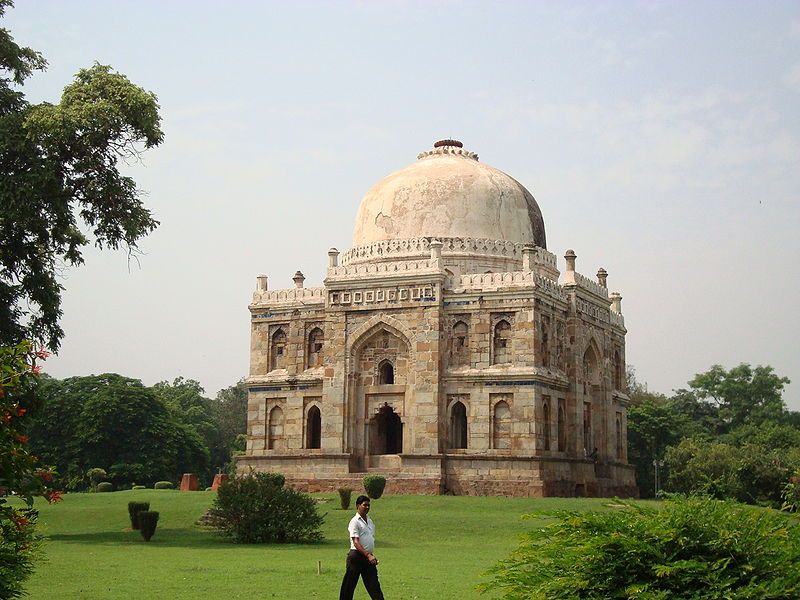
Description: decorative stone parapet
xmin=326 ymin=259 xmax=441 ymax=282
xmin=446 ymin=271 xmax=567 ymax=302
xmin=609 ymin=310 xmax=626 ymax=329
xmin=573 ymin=272 xmax=609 ymax=299
xmin=341 ymin=236 xmax=557 ymax=269
xmin=251 ymin=286 xmax=325 ymax=306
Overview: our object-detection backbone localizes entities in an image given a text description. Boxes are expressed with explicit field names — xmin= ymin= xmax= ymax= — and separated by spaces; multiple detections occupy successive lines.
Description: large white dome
xmin=352 ymin=140 xmax=546 ymax=249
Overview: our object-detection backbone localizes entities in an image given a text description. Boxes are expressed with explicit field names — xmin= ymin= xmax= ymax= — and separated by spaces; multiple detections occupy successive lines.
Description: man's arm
xmin=351 ymin=536 xmax=378 ymax=565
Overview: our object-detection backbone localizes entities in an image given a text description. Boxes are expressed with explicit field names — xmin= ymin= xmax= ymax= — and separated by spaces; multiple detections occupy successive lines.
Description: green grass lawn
xmin=19 ymin=490 xmax=621 ymax=599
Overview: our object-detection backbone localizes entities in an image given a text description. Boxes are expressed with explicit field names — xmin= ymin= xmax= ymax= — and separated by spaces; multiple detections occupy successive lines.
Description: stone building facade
xmin=239 ymin=140 xmax=637 ymax=497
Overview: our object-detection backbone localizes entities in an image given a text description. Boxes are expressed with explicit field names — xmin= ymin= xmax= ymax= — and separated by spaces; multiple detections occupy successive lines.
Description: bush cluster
xmin=207 ymin=472 xmax=323 ymax=543
xmin=127 ymin=502 xmax=150 ymax=530
xmin=362 ymin=475 xmax=386 ymax=499
xmin=481 ymin=495 xmax=800 ymax=599
xmin=96 ymin=482 xmax=113 ymax=493
xmin=154 ymin=481 xmax=173 ymax=490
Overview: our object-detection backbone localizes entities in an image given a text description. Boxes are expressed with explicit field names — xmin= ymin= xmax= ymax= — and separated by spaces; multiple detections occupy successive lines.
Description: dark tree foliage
xmin=211 ymin=379 xmax=248 ymax=471
xmin=27 ymin=374 xmax=208 ymax=489
xmin=0 ymin=0 xmax=163 ymax=351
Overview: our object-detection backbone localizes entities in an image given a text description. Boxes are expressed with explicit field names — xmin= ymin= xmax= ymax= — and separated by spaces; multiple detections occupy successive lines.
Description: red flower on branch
xmin=30 ymin=364 xmax=42 ymax=375
xmin=16 ymin=434 xmax=29 ymax=444
xmin=15 ymin=406 xmax=26 ymax=417
xmin=35 ymin=349 xmax=51 ymax=360
xmin=46 ymin=490 xmax=63 ymax=504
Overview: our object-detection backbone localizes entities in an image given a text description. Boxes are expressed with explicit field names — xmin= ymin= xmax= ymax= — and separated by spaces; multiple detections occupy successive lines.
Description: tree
xmin=27 ymin=374 xmax=209 ymax=489
xmin=0 ymin=0 xmax=163 ymax=351
xmin=212 ymin=379 xmax=248 ymax=471
xmin=153 ymin=377 xmax=219 ymax=482
xmin=687 ymin=364 xmax=790 ymax=432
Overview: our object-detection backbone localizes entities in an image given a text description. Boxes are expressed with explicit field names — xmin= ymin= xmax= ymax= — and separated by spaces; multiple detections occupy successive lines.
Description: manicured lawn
xmin=19 ymin=490 xmax=620 ymax=599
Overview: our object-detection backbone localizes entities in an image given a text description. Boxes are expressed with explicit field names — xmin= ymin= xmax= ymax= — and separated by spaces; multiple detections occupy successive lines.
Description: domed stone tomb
xmin=240 ymin=140 xmax=636 ymax=498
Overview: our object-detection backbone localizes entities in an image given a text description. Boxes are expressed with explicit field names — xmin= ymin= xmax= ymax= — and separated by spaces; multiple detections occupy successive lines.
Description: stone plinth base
xmin=211 ymin=473 xmax=229 ymax=491
xmin=236 ymin=452 xmax=637 ymax=498
xmin=180 ymin=473 xmax=199 ymax=491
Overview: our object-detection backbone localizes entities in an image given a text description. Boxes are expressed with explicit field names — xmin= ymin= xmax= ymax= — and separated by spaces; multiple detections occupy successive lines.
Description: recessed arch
xmin=378 ymin=359 xmax=395 ymax=384
xmin=449 ymin=401 xmax=468 ymax=449
xmin=270 ymin=328 xmax=287 ymax=371
xmin=267 ymin=405 xmax=285 ymax=450
xmin=305 ymin=405 xmax=321 ymax=449
xmin=307 ymin=327 xmax=324 ymax=368
xmin=492 ymin=400 xmax=511 ymax=449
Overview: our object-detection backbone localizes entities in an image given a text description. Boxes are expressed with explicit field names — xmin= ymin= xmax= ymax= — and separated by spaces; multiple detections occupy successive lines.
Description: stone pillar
xmin=211 ymin=473 xmax=229 ymax=491
xmin=256 ymin=274 xmax=268 ymax=291
xmin=610 ymin=292 xmax=622 ymax=314
xmin=522 ymin=244 xmax=535 ymax=271
xmin=429 ymin=239 xmax=443 ymax=261
xmin=596 ymin=268 xmax=607 ymax=288
xmin=180 ymin=473 xmax=199 ymax=491
xmin=293 ymin=271 xmax=305 ymax=288
xmin=563 ymin=249 xmax=577 ymax=285
xmin=328 ymin=248 xmax=340 ymax=268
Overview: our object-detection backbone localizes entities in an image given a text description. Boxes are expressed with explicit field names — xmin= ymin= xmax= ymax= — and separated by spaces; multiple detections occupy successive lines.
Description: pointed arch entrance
xmin=346 ymin=318 xmax=413 ymax=470
xmin=370 ymin=403 xmax=403 ymax=455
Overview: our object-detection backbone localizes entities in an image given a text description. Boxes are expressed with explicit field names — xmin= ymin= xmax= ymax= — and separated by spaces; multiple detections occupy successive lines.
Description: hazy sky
xmin=6 ymin=1 xmax=800 ymax=408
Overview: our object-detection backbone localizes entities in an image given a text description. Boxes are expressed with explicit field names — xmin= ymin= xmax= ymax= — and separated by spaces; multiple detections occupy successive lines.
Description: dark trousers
xmin=339 ymin=550 xmax=385 ymax=600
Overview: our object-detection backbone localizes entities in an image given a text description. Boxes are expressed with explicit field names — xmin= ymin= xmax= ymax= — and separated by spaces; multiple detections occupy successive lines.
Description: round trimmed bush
xmin=132 ymin=485 xmax=146 ymax=490
xmin=96 ymin=482 xmax=113 ymax=493
xmin=362 ymin=475 xmax=386 ymax=499
xmin=154 ymin=481 xmax=173 ymax=490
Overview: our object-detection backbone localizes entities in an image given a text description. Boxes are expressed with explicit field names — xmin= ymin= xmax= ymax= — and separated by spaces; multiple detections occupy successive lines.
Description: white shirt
xmin=347 ymin=513 xmax=376 ymax=553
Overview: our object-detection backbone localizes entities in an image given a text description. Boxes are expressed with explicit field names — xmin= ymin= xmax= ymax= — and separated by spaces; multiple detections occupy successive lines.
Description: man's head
xmin=356 ymin=495 xmax=371 ymax=517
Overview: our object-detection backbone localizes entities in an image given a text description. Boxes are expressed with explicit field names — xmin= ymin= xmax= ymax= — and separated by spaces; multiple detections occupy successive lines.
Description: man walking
xmin=339 ymin=495 xmax=385 ymax=600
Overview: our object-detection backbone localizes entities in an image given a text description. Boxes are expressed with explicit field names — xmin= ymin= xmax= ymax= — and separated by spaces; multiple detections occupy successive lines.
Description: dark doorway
xmin=370 ymin=403 xmax=403 ymax=454
xmin=378 ymin=360 xmax=394 ymax=384
xmin=306 ymin=405 xmax=321 ymax=449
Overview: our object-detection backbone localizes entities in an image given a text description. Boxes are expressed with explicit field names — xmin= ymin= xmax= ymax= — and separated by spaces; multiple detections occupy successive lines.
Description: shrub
xmin=127 ymin=502 xmax=150 ymax=530
xmin=132 ymin=485 xmax=146 ymax=490
xmin=783 ymin=469 xmax=800 ymax=512
xmin=338 ymin=487 xmax=352 ymax=510
xmin=96 ymin=482 xmax=113 ymax=493
xmin=207 ymin=472 xmax=323 ymax=543
xmin=138 ymin=511 xmax=159 ymax=542
xmin=481 ymin=495 xmax=800 ymax=599
xmin=87 ymin=467 xmax=108 ymax=489
xmin=154 ymin=481 xmax=173 ymax=490
xmin=362 ymin=475 xmax=386 ymax=499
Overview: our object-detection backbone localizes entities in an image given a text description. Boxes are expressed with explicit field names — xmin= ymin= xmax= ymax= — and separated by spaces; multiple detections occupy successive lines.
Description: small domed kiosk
xmin=240 ymin=140 xmax=636 ymax=498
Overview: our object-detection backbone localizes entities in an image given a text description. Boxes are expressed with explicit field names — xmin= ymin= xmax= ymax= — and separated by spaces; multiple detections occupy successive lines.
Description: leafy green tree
xmin=27 ymin=374 xmax=209 ymax=489
xmin=212 ymin=379 xmax=248 ymax=470
xmin=0 ymin=0 xmax=163 ymax=351
xmin=153 ymin=377 xmax=219 ymax=481
xmin=687 ymin=364 xmax=790 ymax=432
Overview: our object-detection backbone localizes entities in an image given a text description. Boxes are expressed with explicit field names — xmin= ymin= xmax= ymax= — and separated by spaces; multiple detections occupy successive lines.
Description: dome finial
xmin=434 ymin=139 xmax=463 ymax=148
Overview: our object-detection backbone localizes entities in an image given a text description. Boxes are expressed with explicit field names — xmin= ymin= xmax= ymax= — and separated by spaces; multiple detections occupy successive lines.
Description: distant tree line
xmin=24 ymin=374 xmax=247 ymax=490
xmin=627 ymin=363 xmax=799 ymax=506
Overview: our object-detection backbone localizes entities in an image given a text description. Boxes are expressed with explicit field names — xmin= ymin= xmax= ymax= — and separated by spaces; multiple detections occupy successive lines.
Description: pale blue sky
xmin=6 ymin=1 xmax=800 ymax=407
